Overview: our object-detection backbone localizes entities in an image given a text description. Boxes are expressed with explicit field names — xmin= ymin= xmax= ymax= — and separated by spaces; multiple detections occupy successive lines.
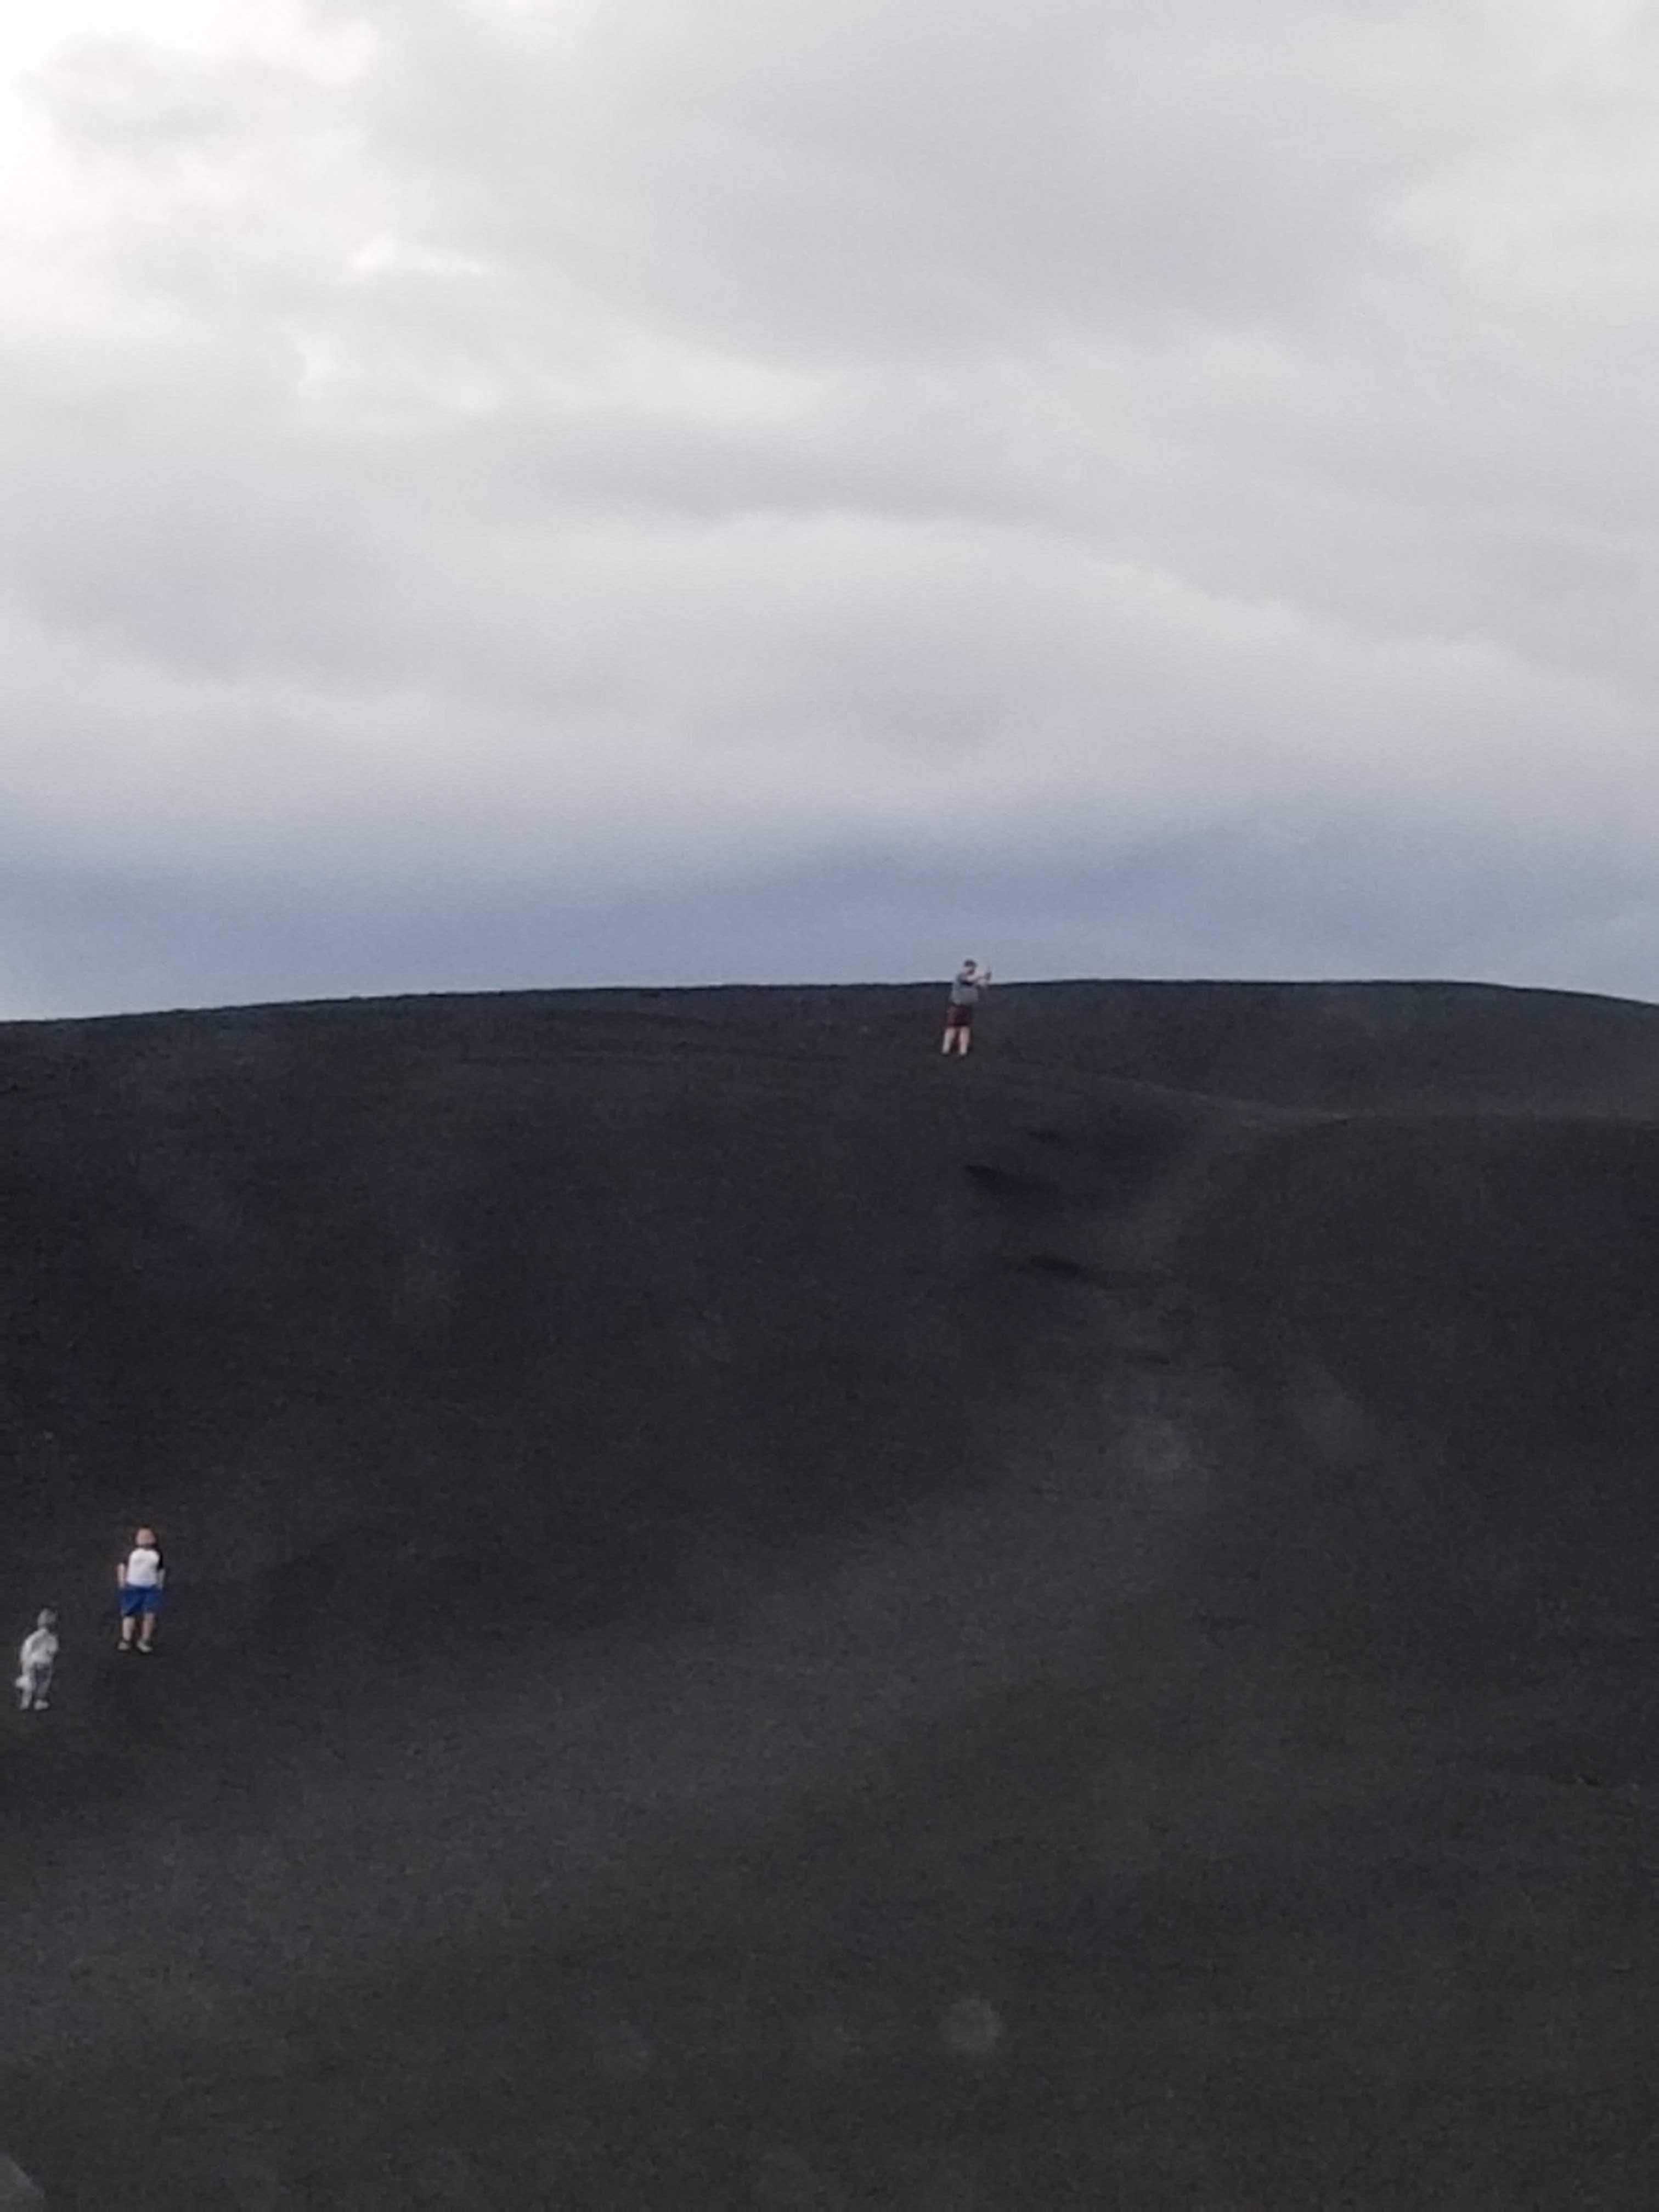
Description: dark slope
xmin=3 ymin=980 xmax=1659 ymax=2205
xmin=0 ymin=990 xmax=1224 ymax=1680
xmin=1180 ymin=1110 xmax=1659 ymax=1645
xmin=906 ymin=976 xmax=1659 ymax=1110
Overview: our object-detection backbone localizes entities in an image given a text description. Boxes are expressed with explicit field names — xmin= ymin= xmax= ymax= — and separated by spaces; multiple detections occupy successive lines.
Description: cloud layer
xmin=3 ymin=0 xmax=1657 ymax=1014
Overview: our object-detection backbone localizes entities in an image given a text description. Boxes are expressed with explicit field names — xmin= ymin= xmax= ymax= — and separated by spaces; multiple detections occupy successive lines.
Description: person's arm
xmin=156 ymin=1559 xmax=166 ymax=1589
xmin=116 ymin=1557 xmax=126 ymax=1588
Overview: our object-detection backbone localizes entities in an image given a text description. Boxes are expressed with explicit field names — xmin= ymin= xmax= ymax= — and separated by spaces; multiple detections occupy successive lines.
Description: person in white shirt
xmin=117 ymin=1527 xmax=166 ymax=1652
xmin=16 ymin=1610 xmax=58 ymax=1711
xmin=940 ymin=960 xmax=992 ymax=1057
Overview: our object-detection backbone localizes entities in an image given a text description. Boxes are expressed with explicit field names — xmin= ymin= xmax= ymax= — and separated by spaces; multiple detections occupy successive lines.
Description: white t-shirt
xmin=19 ymin=1628 xmax=57 ymax=1674
xmin=123 ymin=1547 xmax=163 ymax=1589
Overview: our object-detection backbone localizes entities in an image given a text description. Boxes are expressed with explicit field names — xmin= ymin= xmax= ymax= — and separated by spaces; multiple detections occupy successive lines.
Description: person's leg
xmin=137 ymin=1596 xmax=156 ymax=1650
xmin=33 ymin=1665 xmax=49 ymax=1711
xmin=119 ymin=1596 xmax=136 ymax=1647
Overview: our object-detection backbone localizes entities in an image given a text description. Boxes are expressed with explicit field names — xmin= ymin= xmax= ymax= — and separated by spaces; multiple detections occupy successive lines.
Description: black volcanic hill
xmin=4 ymin=979 xmax=1659 ymax=2208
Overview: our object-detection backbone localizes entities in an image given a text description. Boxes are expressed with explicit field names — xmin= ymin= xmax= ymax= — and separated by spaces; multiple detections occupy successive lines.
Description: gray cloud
xmin=7 ymin=807 xmax=1656 ymax=1027
xmin=1 ymin=0 xmax=1657 ymax=1015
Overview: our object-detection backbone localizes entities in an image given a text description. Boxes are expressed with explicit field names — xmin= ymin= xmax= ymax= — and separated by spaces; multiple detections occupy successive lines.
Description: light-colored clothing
xmin=16 ymin=1628 xmax=57 ymax=1707
xmin=949 ymin=971 xmax=985 ymax=1008
xmin=121 ymin=1547 xmax=163 ymax=1589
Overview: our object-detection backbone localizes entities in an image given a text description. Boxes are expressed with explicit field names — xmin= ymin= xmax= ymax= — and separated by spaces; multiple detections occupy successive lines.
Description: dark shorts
xmin=946 ymin=1005 xmax=974 ymax=1028
xmin=120 ymin=1584 xmax=162 ymax=1617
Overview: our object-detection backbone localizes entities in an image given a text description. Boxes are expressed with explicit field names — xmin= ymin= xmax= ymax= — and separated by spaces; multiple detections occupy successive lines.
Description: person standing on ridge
xmin=117 ymin=1527 xmax=166 ymax=1652
xmin=15 ymin=1609 xmax=58 ymax=1711
xmin=941 ymin=960 xmax=992 ymax=1056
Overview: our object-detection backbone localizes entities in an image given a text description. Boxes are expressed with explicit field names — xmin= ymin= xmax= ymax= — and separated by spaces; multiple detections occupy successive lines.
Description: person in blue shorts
xmin=117 ymin=1526 xmax=166 ymax=1652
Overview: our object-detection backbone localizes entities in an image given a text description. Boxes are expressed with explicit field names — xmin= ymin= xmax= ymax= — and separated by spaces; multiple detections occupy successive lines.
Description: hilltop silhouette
xmin=3 ymin=979 xmax=1657 ymax=2206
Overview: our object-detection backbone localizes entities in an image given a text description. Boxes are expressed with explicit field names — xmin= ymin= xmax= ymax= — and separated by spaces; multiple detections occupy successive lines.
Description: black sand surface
xmin=3 ymin=979 xmax=1658 ymax=2205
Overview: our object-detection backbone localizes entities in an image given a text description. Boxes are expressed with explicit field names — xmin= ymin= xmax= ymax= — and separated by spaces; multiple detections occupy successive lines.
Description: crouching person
xmin=16 ymin=1610 xmax=58 ymax=1712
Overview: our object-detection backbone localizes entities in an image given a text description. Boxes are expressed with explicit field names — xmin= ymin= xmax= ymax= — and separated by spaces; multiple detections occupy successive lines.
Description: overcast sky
xmin=2 ymin=0 xmax=1656 ymax=1018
